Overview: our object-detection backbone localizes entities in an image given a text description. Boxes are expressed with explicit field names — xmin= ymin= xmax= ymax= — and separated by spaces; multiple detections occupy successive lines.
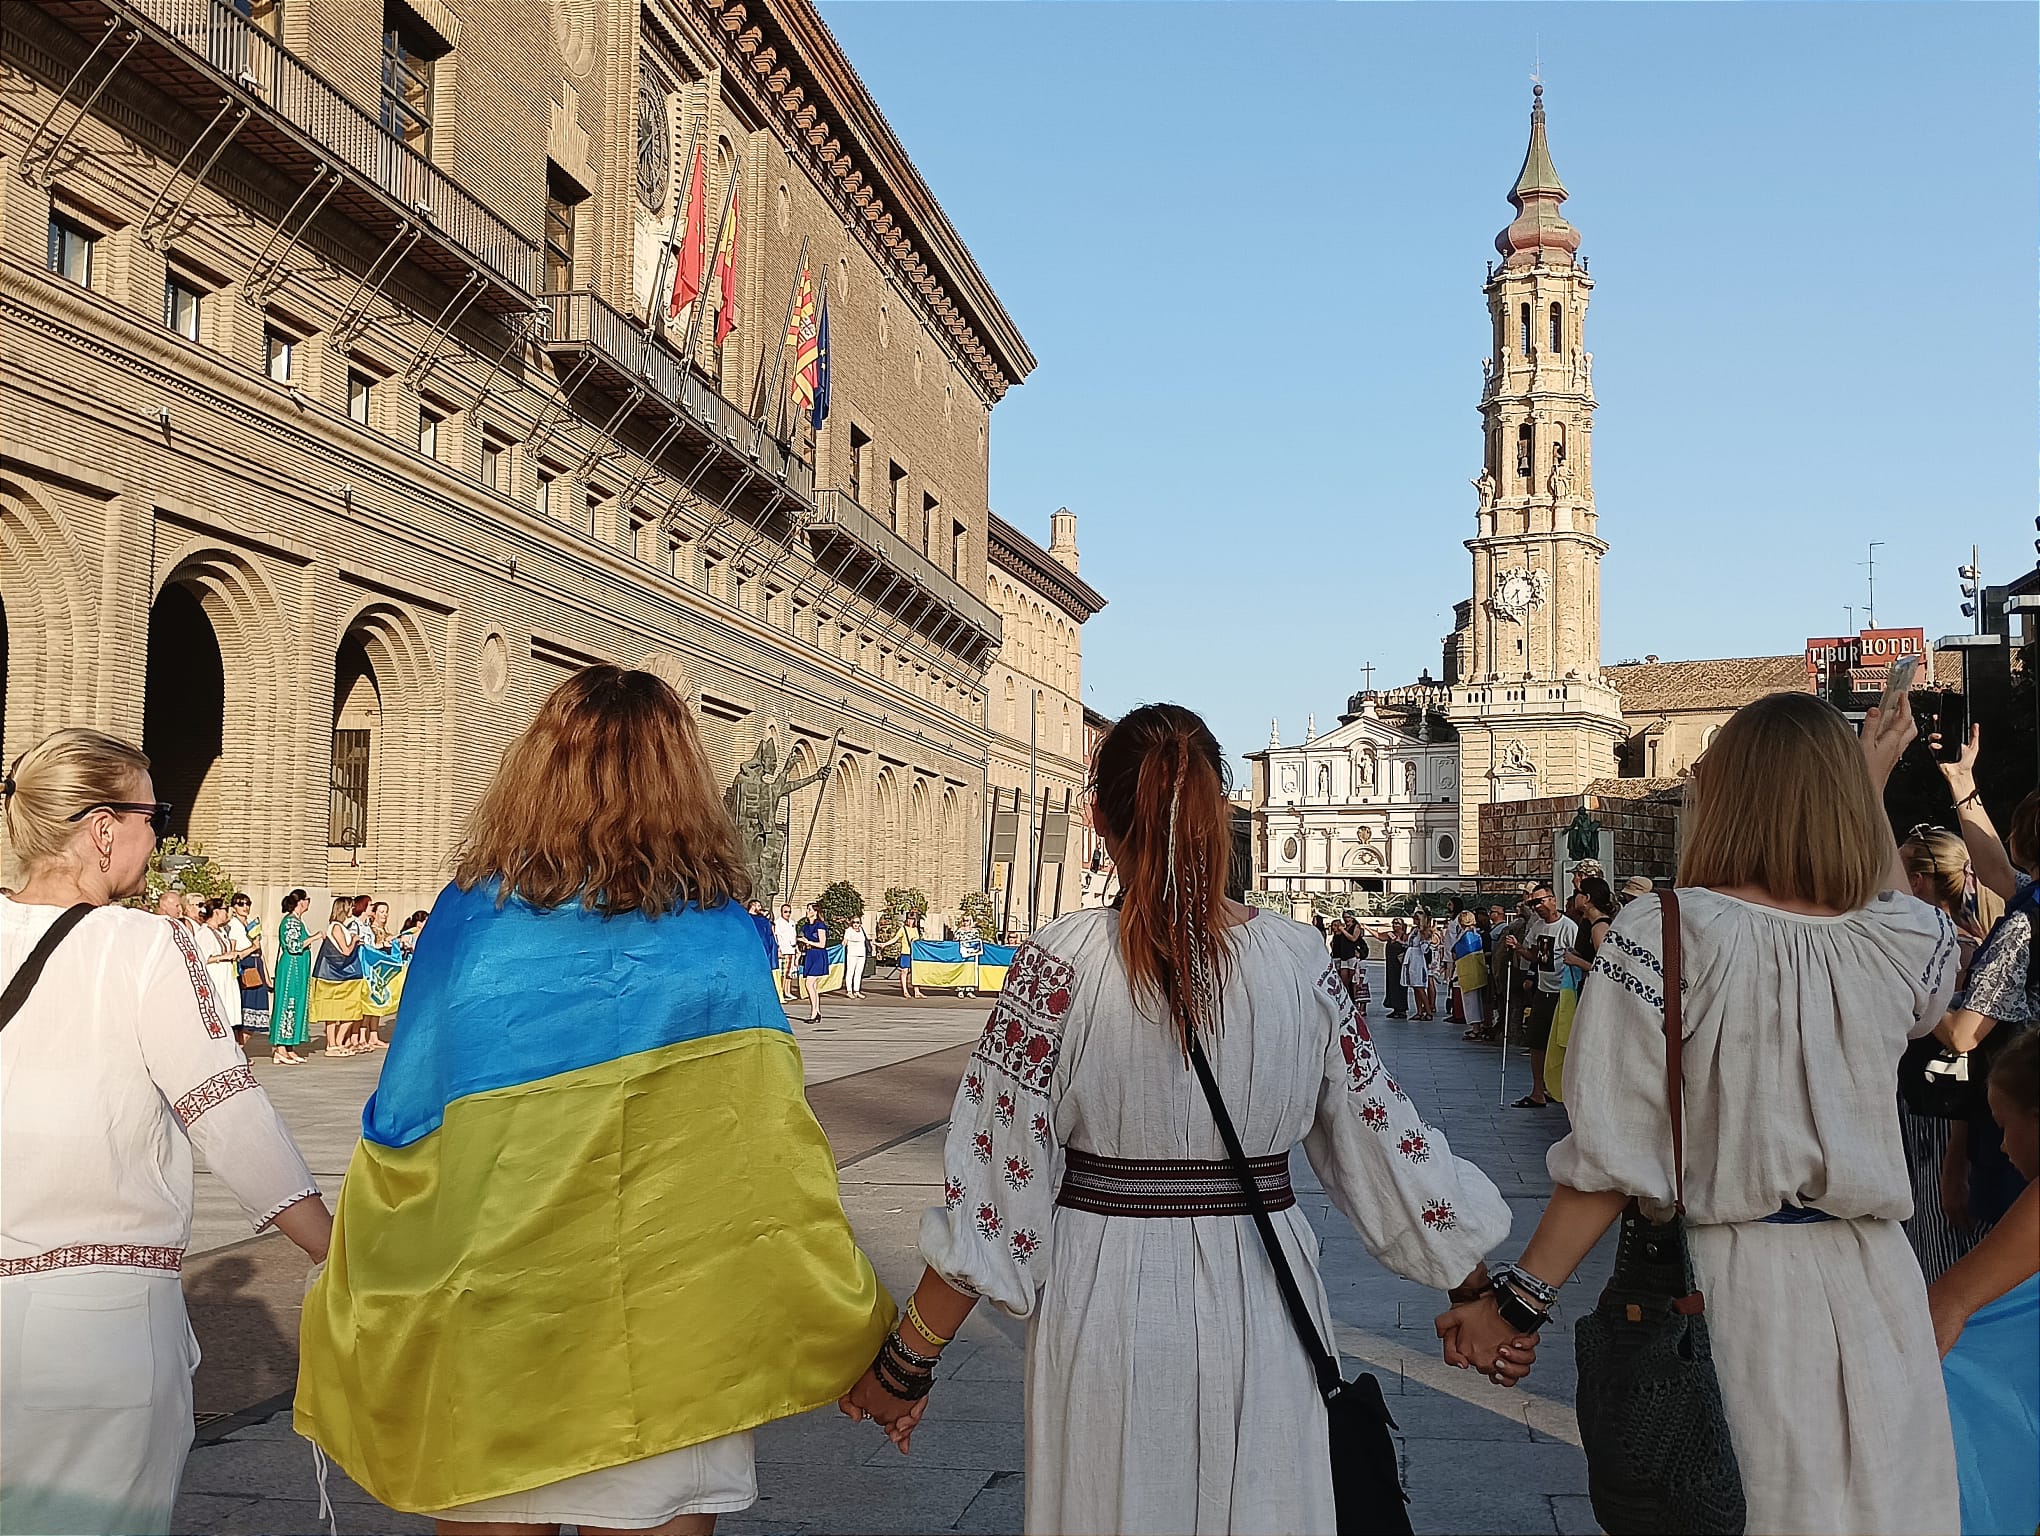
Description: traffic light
xmin=1959 ymin=563 xmax=1980 ymax=619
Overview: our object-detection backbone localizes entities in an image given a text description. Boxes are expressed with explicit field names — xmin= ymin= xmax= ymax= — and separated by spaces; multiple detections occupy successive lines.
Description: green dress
xmin=272 ymin=911 xmax=313 ymax=1047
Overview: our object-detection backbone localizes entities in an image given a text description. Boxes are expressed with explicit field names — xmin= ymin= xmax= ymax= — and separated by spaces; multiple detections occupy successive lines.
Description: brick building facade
xmin=1 ymin=0 xmax=1077 ymax=929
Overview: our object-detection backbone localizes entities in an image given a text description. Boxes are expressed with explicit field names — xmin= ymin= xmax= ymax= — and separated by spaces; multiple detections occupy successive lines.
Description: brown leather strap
xmin=1660 ymin=888 xmax=1686 ymax=1215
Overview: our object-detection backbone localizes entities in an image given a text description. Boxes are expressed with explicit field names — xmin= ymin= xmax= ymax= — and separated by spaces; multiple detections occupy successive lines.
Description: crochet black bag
xmin=1186 ymin=1033 xmax=1412 ymax=1536
xmin=1572 ymin=889 xmax=1747 ymax=1535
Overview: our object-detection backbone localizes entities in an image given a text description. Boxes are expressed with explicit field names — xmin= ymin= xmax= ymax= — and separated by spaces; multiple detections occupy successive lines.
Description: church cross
xmin=1361 ymin=662 xmax=1376 ymax=692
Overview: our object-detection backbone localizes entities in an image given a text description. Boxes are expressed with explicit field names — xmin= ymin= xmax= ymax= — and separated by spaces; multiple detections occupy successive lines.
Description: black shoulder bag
xmin=1186 ymin=1032 xmax=1413 ymax=1536
xmin=1572 ymin=888 xmax=1746 ymax=1534
xmin=0 ymin=904 xmax=95 ymax=1031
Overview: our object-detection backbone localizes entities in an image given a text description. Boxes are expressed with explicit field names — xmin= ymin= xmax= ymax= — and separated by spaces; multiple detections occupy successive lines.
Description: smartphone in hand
xmin=1878 ymin=654 xmax=1921 ymax=716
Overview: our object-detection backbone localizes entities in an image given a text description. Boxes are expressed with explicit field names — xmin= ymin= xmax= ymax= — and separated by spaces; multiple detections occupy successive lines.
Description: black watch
xmin=1492 ymin=1280 xmax=1549 ymax=1334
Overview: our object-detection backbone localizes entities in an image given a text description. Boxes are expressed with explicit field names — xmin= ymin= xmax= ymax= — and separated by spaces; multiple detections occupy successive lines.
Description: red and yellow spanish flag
xmin=713 ymin=184 xmax=740 ymax=346
xmin=667 ymin=145 xmax=707 ymax=322
xmin=786 ymin=262 xmax=818 ymax=412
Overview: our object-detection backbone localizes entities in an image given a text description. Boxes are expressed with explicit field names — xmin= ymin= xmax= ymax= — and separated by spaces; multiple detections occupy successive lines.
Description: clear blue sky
xmin=819 ymin=2 xmax=2036 ymax=774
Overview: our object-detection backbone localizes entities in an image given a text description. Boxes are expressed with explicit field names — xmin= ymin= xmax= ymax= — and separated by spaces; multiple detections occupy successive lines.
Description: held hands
xmin=838 ymin=1367 xmax=928 ymax=1454
xmin=1435 ymin=1295 xmax=1540 ymax=1387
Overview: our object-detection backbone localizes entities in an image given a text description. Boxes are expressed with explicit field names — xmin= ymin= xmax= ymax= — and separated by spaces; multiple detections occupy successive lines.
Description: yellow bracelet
xmin=904 ymin=1297 xmax=952 ymax=1349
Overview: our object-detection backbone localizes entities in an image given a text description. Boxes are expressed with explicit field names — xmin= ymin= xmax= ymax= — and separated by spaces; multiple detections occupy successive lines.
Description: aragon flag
xmin=788 ymin=264 xmax=819 ymax=413
xmin=712 ymin=182 xmax=740 ymax=345
xmin=667 ymin=145 xmax=707 ymax=322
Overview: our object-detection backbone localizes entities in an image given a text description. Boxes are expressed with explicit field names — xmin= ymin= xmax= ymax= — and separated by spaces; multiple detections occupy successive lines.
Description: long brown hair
xmin=1091 ymin=703 xmax=1236 ymax=1047
xmin=1678 ymin=691 xmax=1887 ymax=912
xmin=455 ymin=665 xmax=748 ymax=915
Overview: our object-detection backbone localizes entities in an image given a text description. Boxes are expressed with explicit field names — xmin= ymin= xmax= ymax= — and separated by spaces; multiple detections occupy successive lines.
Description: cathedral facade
xmin=1251 ymin=85 xmax=1627 ymax=895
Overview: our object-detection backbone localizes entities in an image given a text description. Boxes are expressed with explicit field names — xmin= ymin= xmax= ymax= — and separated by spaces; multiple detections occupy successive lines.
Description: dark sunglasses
xmin=68 ymin=801 xmax=173 ymax=836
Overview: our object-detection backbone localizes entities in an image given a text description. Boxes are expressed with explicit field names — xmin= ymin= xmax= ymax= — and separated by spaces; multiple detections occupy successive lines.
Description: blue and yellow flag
xmin=356 ymin=939 xmax=407 ymax=1015
xmin=295 ymin=882 xmax=894 ymax=1513
xmin=909 ymin=939 xmax=1016 ymax=994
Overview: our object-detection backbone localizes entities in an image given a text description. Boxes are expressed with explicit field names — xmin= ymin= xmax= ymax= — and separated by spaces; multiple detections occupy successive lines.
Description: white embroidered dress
xmin=919 ymin=908 xmax=1510 ymax=1535
xmin=1 ymin=902 xmax=321 ymax=1535
xmin=1550 ymin=889 xmax=1962 ymax=1536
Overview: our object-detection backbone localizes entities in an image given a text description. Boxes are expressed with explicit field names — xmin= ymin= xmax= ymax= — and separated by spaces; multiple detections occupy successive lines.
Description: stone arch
xmin=815 ymin=750 xmax=862 ymax=900
xmin=144 ymin=545 xmax=289 ymax=865
xmin=0 ymin=474 xmax=91 ymax=767
xmin=330 ymin=598 xmax=445 ymax=893
xmin=907 ymin=775 xmax=932 ymax=886
xmin=872 ymin=765 xmax=900 ymax=892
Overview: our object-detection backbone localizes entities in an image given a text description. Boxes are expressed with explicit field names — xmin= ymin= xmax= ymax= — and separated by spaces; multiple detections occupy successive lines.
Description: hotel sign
xmin=1804 ymin=628 xmax=1926 ymax=685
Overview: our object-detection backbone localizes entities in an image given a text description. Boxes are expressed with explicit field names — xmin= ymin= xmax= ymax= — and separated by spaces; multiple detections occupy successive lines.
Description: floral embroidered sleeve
xmin=280 ymin=914 xmax=312 ymax=956
xmin=917 ymin=940 xmax=1072 ymax=1317
xmin=1301 ymin=962 xmax=1510 ymax=1290
xmin=138 ymin=924 xmax=321 ymax=1230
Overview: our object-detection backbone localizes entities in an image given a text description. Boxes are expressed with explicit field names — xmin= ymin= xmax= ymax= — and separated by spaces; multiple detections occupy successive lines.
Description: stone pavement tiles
xmin=176 ymin=986 xmax=1611 ymax=1534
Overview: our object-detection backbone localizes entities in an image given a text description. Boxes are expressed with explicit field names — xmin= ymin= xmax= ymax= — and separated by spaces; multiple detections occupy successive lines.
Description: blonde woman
xmin=298 ymin=667 xmax=889 ymax=1533
xmin=1 ymin=729 xmax=328 ymax=1535
xmin=310 ymin=898 xmax=365 ymax=1057
xmin=1442 ymin=692 xmax=1963 ymax=1534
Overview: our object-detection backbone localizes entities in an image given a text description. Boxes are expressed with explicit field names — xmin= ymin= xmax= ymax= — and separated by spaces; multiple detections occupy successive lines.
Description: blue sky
xmin=819 ymin=2 xmax=2036 ymax=773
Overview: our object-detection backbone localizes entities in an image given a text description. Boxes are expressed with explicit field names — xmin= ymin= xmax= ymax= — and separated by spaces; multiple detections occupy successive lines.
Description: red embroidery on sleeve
xmin=970 ymin=942 xmax=1073 ymax=1095
xmin=975 ymin=1203 xmax=1003 ymax=1239
xmin=1421 ymin=1199 xmax=1457 ymax=1231
xmin=172 ymin=1065 xmax=258 ymax=1126
xmin=1002 ymin=1155 xmax=1033 ymax=1189
xmin=1009 ymin=1228 xmax=1040 ymax=1263
xmin=167 ymin=924 xmax=230 ymax=1039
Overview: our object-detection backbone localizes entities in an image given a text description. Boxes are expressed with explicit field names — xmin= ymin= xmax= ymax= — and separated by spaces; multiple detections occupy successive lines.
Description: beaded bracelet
xmin=886 ymin=1327 xmax=941 ymax=1371
xmin=1494 ymin=1262 xmax=1560 ymax=1306
xmin=872 ymin=1335 xmax=935 ymax=1400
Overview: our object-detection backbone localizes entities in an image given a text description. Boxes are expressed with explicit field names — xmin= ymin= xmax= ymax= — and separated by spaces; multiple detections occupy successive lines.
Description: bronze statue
xmin=1564 ymin=805 xmax=1603 ymax=862
xmin=724 ymin=737 xmax=829 ymax=906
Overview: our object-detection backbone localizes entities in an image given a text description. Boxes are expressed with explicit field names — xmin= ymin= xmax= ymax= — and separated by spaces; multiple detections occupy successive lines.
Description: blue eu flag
xmin=810 ymin=293 xmax=830 ymax=432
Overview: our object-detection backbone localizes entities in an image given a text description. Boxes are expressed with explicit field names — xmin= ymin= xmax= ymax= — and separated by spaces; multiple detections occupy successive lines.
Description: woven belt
xmin=1055 ymin=1148 xmax=1293 ymax=1218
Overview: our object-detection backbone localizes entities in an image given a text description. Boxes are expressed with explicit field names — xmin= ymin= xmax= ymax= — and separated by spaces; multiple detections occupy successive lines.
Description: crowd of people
xmin=1 ymin=674 xmax=2033 ymax=1536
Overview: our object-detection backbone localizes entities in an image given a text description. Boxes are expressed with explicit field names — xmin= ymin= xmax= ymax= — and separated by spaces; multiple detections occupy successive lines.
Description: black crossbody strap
xmin=1186 ymin=1032 xmax=1346 ymax=1402
xmin=0 ymin=904 xmax=95 ymax=1032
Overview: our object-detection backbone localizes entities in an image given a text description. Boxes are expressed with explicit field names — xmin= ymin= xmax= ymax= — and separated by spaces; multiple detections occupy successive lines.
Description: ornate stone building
xmin=1444 ymin=84 xmax=1626 ymax=873
xmin=1 ymin=0 xmax=1052 ymax=925
xmin=983 ymin=507 xmax=1104 ymax=934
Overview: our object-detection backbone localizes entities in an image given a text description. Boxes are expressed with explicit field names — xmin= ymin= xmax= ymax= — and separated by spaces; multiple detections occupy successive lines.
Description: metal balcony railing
xmin=121 ymin=0 xmax=534 ymax=293
xmin=538 ymin=289 xmax=814 ymax=502
xmin=813 ymin=489 xmax=1001 ymax=648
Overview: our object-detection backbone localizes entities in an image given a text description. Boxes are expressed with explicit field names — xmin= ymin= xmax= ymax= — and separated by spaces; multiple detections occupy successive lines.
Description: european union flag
xmin=810 ymin=291 xmax=830 ymax=431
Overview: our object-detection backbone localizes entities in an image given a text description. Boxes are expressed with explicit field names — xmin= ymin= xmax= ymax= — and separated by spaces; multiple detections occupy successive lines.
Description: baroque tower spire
xmin=1448 ymin=83 xmax=1626 ymax=877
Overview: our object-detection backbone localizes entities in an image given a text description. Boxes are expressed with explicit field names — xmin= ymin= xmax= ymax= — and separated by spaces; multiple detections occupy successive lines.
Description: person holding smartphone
xmin=1506 ymin=883 xmax=1575 ymax=1108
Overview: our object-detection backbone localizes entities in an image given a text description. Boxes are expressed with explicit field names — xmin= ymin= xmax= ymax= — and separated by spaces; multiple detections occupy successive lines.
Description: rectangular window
xmin=417 ymin=406 xmax=442 ymax=459
xmin=921 ymin=492 xmax=939 ymax=558
xmin=544 ymin=162 xmax=583 ymax=291
xmin=792 ymin=596 xmax=807 ymax=637
xmin=265 ymin=328 xmax=294 ymax=382
xmin=952 ymin=519 xmax=967 ymax=580
xmin=583 ymin=489 xmax=604 ymax=535
xmin=848 ymin=423 xmax=870 ymax=506
xmin=46 ymin=213 xmax=94 ymax=287
xmin=163 ymin=276 xmax=202 ymax=342
xmin=626 ymin=512 xmax=646 ymax=559
xmin=347 ymin=370 xmax=373 ymax=426
xmin=379 ymin=9 xmax=436 ymax=154
xmin=666 ymin=531 xmax=689 ymax=577
xmin=764 ymin=584 xmax=783 ymax=627
xmin=535 ymin=469 xmax=554 ymax=519
xmin=733 ymin=571 xmax=750 ymax=613
xmin=480 ymin=432 xmax=508 ymax=491
xmin=703 ymin=550 xmax=724 ymax=597
xmin=887 ymin=461 xmax=906 ymax=532
xmin=329 ymin=728 xmax=370 ymax=847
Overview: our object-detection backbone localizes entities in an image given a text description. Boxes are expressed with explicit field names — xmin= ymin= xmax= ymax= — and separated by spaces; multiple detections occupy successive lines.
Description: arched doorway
xmin=330 ymin=603 xmax=443 ymax=897
xmin=328 ymin=633 xmax=380 ymax=866
xmin=142 ymin=583 xmax=227 ymax=843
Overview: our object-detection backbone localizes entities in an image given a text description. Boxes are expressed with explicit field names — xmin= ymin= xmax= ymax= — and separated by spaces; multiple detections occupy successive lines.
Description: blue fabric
xmin=909 ymin=940 xmax=1020 ymax=967
xmin=1757 ymin=1204 xmax=1837 ymax=1224
xmin=358 ymin=941 xmax=407 ymax=1013
xmin=1944 ymin=1274 xmax=2040 ymax=1536
xmin=361 ymin=882 xmax=789 ymax=1149
xmin=798 ymin=920 xmax=830 ymax=977
xmin=749 ymin=912 xmax=776 ymax=966
xmin=1451 ymin=929 xmax=1484 ymax=960
xmin=312 ymin=931 xmax=359 ymax=982
xmin=810 ymin=294 xmax=830 ymax=430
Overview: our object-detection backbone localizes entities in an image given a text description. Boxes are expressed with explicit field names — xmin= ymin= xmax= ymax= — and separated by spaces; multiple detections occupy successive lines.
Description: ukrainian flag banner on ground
xmin=910 ymin=939 xmax=1015 ymax=993
xmin=295 ymin=881 xmax=894 ymax=1513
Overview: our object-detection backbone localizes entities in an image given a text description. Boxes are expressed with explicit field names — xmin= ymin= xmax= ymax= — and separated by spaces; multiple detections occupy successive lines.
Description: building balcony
xmin=812 ymin=490 xmax=1001 ymax=663
xmin=538 ymin=287 xmax=814 ymax=503
xmin=23 ymin=0 xmax=535 ymax=303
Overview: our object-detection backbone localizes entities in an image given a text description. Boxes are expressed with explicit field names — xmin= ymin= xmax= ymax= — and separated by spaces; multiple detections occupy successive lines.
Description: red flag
xmin=786 ymin=265 xmax=818 ymax=411
xmin=713 ymin=183 xmax=740 ymax=346
xmin=667 ymin=146 xmax=706 ymax=321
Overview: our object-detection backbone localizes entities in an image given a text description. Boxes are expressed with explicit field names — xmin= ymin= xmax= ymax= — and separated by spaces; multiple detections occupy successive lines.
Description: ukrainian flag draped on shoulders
xmin=295 ymin=880 xmax=894 ymax=1513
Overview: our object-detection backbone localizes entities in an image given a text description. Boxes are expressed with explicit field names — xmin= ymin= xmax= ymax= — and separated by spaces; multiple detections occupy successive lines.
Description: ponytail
xmin=1092 ymin=704 xmax=1236 ymax=1049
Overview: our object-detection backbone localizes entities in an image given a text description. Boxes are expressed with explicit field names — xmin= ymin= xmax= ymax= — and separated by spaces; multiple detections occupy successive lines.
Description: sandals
xmin=1511 ymin=1094 xmax=1549 ymax=1109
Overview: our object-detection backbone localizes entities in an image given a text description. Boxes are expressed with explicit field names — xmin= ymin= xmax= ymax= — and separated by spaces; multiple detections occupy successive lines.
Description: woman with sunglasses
xmin=1 ymin=728 xmax=330 ymax=1535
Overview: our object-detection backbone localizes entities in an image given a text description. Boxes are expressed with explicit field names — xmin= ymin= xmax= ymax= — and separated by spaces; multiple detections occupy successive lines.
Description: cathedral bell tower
xmin=1449 ymin=85 xmax=1626 ymax=874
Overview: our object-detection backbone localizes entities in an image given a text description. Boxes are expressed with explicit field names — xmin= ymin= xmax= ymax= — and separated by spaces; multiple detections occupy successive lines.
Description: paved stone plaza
xmin=174 ymin=965 xmax=1611 ymax=1534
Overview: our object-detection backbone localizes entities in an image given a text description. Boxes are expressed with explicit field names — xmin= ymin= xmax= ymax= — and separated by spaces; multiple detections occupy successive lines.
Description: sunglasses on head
xmin=68 ymin=801 xmax=173 ymax=836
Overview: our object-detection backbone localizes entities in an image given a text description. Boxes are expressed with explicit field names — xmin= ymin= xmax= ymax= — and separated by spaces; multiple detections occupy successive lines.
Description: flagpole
xmin=644 ymin=120 xmax=700 ymax=329
xmin=681 ymin=145 xmax=741 ymax=366
xmin=749 ymin=233 xmax=808 ymax=447
xmin=802 ymin=269 xmax=830 ymax=461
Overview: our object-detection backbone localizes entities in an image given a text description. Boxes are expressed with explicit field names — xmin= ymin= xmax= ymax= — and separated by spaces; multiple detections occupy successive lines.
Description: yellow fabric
xmin=1545 ymin=986 xmax=1579 ymax=1103
xmin=294 ymin=1027 xmax=894 ymax=1513
xmin=911 ymin=959 xmax=1010 ymax=992
xmin=309 ymin=976 xmax=365 ymax=1022
xmin=1455 ymin=951 xmax=1489 ymax=993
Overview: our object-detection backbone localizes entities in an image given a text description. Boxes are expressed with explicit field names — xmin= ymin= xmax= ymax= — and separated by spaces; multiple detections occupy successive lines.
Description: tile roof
xmin=1605 ymin=656 xmax=1808 ymax=715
